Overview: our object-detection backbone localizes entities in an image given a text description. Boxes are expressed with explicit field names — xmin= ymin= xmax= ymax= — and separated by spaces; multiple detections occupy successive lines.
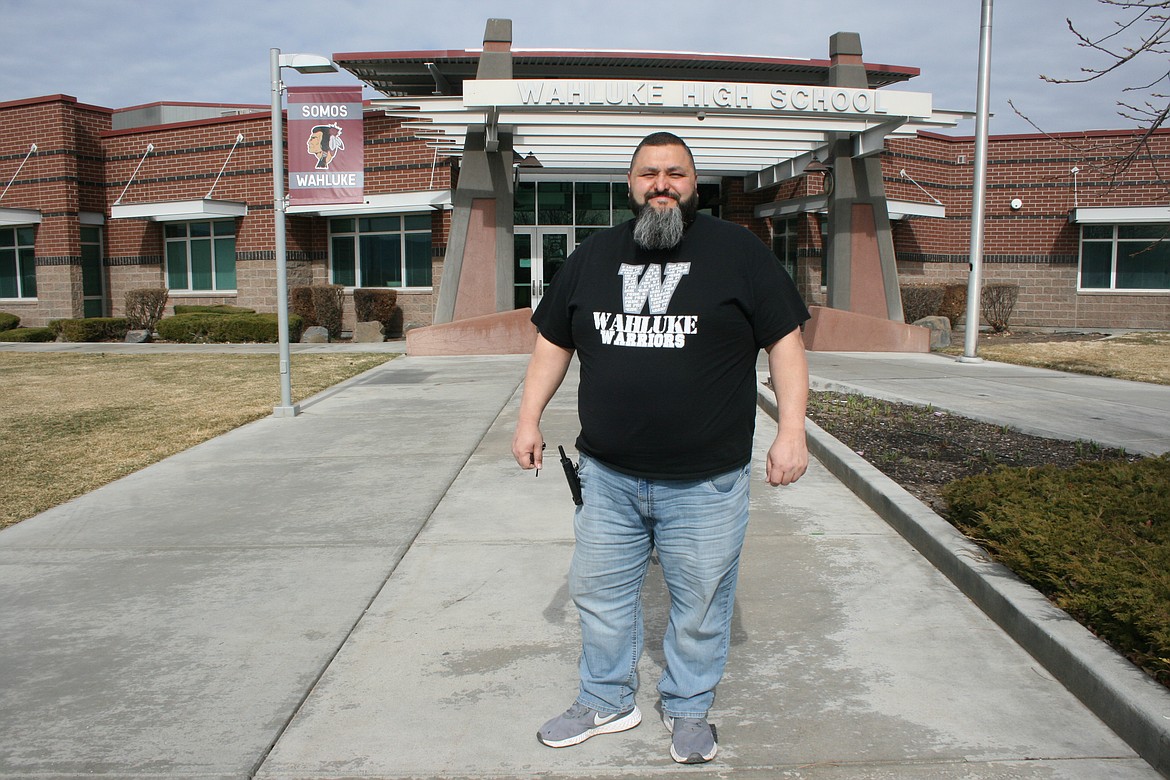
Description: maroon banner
xmin=287 ymin=86 xmax=364 ymax=206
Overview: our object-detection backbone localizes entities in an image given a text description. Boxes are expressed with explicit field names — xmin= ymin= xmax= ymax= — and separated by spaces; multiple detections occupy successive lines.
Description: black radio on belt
xmin=558 ymin=446 xmax=584 ymax=506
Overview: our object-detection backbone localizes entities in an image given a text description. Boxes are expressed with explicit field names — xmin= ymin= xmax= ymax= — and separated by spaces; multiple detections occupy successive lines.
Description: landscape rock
xmin=300 ymin=326 xmax=330 ymax=343
xmin=124 ymin=329 xmax=151 ymax=344
xmin=913 ymin=315 xmax=952 ymax=350
xmin=353 ymin=321 xmax=385 ymax=343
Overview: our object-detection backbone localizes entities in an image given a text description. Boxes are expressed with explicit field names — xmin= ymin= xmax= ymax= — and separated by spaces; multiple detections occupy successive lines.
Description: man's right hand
xmin=512 ymin=421 xmax=545 ymax=471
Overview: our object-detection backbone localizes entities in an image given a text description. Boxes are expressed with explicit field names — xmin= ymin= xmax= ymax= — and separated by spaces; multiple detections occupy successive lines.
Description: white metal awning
xmin=110 ymin=199 xmax=248 ymax=222
xmin=1069 ymin=206 xmax=1170 ymax=224
xmin=755 ymin=196 xmax=945 ymax=220
xmin=377 ymin=79 xmax=964 ymax=182
xmin=286 ymin=189 xmax=452 ymax=217
xmin=0 ymin=207 xmax=41 ymax=226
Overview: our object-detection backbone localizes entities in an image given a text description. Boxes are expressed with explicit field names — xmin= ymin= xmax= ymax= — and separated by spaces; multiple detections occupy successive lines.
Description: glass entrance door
xmin=514 ymin=228 xmax=570 ymax=310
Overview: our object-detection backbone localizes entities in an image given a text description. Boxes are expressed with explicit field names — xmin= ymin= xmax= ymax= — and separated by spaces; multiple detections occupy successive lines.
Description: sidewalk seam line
xmin=247 ymin=369 xmax=526 ymax=779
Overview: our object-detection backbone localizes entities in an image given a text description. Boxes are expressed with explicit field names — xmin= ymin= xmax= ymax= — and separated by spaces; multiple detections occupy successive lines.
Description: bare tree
xmin=1010 ymin=0 xmax=1170 ymax=185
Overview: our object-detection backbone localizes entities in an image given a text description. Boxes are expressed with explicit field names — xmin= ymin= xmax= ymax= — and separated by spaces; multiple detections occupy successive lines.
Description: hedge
xmin=50 ymin=317 xmax=130 ymax=342
xmin=0 ymin=327 xmax=55 ymax=342
xmin=944 ymin=456 xmax=1170 ymax=683
xmin=353 ymin=288 xmax=404 ymax=338
xmin=0 ymin=312 xmax=19 ymax=332
xmin=172 ymin=304 xmax=256 ymax=315
xmin=290 ymin=285 xmax=344 ymax=339
xmin=939 ymin=283 xmax=967 ymax=327
xmin=900 ymin=284 xmax=945 ymax=324
xmin=155 ymin=312 xmax=304 ymax=343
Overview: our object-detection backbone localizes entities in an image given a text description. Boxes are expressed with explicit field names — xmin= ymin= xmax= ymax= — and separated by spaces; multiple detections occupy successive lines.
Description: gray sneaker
xmin=537 ymin=702 xmax=642 ymax=748
xmin=663 ymin=713 xmax=718 ymax=763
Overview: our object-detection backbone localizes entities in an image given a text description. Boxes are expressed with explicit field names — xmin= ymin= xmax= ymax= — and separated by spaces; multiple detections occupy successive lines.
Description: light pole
xmin=270 ymin=48 xmax=337 ymax=417
xmin=959 ymin=0 xmax=993 ymax=363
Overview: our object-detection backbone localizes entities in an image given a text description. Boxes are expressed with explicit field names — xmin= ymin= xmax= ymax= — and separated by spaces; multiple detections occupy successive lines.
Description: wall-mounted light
xmin=512 ymin=151 xmax=543 ymax=187
xmin=804 ymin=158 xmax=833 ymax=195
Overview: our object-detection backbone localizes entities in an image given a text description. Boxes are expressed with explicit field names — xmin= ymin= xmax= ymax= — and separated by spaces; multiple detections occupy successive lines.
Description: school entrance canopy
xmin=333 ymin=20 xmax=966 ymax=353
xmin=335 ymin=43 xmax=964 ymax=179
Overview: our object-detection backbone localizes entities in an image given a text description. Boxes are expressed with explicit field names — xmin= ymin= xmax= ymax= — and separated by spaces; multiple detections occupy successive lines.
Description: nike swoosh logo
xmin=593 ymin=712 xmax=617 ymax=726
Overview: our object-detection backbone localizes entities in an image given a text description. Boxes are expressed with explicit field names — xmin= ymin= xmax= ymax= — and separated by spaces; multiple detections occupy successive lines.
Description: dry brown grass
xmin=0 ymin=352 xmax=395 ymax=528
xmin=972 ymin=332 xmax=1170 ymax=385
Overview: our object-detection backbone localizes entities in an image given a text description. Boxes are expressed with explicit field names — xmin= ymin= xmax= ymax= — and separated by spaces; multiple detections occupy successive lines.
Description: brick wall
xmin=3 ymin=92 xmax=1167 ymax=333
xmin=0 ymin=96 xmax=111 ymax=325
xmin=97 ymin=109 xmax=450 ymax=328
xmin=885 ymin=129 xmax=1170 ymax=329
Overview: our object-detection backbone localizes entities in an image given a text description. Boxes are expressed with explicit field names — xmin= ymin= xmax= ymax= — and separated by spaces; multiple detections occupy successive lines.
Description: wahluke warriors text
xmin=592 ymin=311 xmax=698 ymax=349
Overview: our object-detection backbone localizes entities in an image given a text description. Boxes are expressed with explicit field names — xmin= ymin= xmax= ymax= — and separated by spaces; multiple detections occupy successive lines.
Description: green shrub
xmin=900 ymin=284 xmax=945 ymax=324
xmin=0 ymin=326 xmax=55 ymax=342
xmin=156 ymin=312 xmax=303 ymax=343
xmin=54 ymin=317 xmax=130 ymax=342
xmin=0 ymin=312 xmax=19 ymax=331
xmin=943 ymin=456 xmax=1170 ymax=682
xmin=172 ymin=304 xmax=256 ymax=315
xmin=125 ymin=288 xmax=169 ymax=331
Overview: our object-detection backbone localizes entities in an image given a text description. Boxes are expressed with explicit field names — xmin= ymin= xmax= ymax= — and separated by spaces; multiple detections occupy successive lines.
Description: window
xmin=0 ymin=225 xmax=36 ymax=299
xmin=329 ymin=214 xmax=432 ymax=288
xmin=772 ymin=217 xmax=798 ymax=279
xmin=165 ymin=221 xmax=236 ymax=291
xmin=514 ymin=180 xmax=681 ymax=232
xmin=1080 ymin=224 xmax=1170 ymax=291
xmin=81 ymin=226 xmax=105 ymax=317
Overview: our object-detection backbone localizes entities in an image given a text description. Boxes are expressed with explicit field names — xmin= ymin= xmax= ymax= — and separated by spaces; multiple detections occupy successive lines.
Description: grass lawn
xmin=952 ymin=331 xmax=1170 ymax=385
xmin=0 ymin=352 xmax=395 ymax=528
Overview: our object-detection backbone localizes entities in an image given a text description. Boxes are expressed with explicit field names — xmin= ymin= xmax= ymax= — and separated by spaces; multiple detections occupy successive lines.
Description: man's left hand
xmin=766 ymin=431 xmax=808 ymax=486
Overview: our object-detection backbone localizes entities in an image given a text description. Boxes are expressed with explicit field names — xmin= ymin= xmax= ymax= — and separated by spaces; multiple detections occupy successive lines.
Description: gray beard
xmin=632 ymin=205 xmax=686 ymax=250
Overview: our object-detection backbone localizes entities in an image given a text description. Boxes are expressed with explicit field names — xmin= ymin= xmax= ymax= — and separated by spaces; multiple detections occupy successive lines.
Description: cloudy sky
xmin=4 ymin=0 xmax=1165 ymax=136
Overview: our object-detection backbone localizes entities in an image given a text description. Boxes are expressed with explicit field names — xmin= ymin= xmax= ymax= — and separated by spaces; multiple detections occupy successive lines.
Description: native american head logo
xmin=306 ymin=123 xmax=345 ymax=170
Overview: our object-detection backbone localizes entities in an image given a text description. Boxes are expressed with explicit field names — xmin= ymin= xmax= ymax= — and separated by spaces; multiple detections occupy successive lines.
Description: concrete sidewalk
xmin=1 ymin=351 xmax=1167 ymax=778
xmin=805 ymin=350 xmax=1170 ymax=456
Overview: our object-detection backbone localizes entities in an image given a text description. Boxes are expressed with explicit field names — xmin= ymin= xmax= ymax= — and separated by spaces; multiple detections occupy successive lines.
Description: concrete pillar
xmin=433 ymin=18 xmax=516 ymax=323
xmin=823 ymin=32 xmax=904 ymax=322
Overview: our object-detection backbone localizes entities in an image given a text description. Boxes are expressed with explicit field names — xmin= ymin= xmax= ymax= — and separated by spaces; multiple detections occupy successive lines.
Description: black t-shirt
xmin=532 ymin=212 xmax=809 ymax=479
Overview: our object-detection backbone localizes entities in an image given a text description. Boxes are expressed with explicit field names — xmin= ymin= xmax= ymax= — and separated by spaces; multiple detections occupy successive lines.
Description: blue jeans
xmin=569 ymin=453 xmax=751 ymax=720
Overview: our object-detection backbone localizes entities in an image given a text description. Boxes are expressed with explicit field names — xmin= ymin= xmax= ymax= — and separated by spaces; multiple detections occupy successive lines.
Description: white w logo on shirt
xmin=619 ymin=263 xmax=691 ymax=314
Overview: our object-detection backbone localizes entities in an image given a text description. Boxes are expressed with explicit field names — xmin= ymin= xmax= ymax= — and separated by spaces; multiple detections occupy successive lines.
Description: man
xmin=511 ymin=131 xmax=809 ymax=764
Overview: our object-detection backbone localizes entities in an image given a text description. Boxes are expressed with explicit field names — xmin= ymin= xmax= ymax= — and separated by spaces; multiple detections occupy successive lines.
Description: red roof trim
xmin=332 ymin=47 xmax=919 ymax=77
xmin=115 ymin=100 xmax=269 ymax=114
xmin=101 ymin=110 xmax=272 ymax=138
xmin=918 ymin=126 xmax=1170 ymax=142
xmin=0 ymin=94 xmax=112 ymax=114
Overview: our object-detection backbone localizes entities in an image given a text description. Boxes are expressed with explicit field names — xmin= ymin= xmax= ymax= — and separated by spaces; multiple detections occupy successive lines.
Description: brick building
xmin=1 ymin=40 xmax=1167 ymax=335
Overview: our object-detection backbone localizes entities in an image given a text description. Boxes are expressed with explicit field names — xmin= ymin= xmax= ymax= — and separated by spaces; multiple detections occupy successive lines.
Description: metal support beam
xmin=484 ymin=107 xmax=500 ymax=153
xmin=425 ymin=62 xmax=452 ymax=95
xmin=853 ymin=119 xmax=906 ymax=158
xmin=744 ymin=148 xmax=827 ymax=192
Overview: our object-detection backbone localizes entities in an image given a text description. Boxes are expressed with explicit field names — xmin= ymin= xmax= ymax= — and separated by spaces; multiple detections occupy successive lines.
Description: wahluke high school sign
xmin=463 ymin=79 xmax=933 ymax=119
